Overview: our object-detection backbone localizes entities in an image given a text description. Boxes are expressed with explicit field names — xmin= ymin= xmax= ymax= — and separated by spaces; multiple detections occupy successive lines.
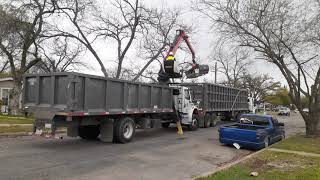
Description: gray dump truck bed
xmin=23 ymin=72 xmax=174 ymax=115
xmin=181 ymin=83 xmax=248 ymax=112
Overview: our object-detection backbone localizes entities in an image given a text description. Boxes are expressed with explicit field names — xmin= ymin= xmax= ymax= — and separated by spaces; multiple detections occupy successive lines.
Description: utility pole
xmin=214 ymin=62 xmax=217 ymax=83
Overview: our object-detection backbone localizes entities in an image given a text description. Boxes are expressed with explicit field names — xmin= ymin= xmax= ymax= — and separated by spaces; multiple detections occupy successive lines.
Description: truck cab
xmin=172 ymin=86 xmax=199 ymax=130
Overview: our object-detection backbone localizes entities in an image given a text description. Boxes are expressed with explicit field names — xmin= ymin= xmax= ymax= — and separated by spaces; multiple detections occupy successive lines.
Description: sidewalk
xmin=268 ymin=148 xmax=320 ymax=157
xmin=0 ymin=124 xmax=33 ymax=127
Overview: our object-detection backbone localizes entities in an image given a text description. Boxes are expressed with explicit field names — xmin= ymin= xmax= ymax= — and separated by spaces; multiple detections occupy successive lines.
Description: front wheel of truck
xmin=114 ymin=117 xmax=136 ymax=143
xmin=188 ymin=114 xmax=199 ymax=131
xmin=79 ymin=125 xmax=100 ymax=140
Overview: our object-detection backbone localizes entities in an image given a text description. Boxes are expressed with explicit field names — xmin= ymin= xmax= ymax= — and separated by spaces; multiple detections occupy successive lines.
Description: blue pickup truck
xmin=219 ymin=114 xmax=285 ymax=150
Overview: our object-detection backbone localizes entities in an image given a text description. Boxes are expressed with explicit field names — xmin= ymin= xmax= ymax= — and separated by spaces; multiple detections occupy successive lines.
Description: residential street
xmin=0 ymin=113 xmax=305 ymax=180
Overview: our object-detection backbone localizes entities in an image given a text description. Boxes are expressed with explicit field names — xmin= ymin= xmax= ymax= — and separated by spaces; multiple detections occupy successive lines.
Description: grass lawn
xmin=0 ymin=115 xmax=34 ymax=124
xmin=198 ymin=135 xmax=320 ymax=180
xmin=0 ymin=126 xmax=33 ymax=134
xmin=198 ymin=151 xmax=320 ymax=180
xmin=272 ymin=135 xmax=320 ymax=154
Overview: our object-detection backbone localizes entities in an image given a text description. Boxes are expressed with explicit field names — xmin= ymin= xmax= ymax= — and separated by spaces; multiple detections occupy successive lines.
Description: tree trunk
xmin=305 ymin=111 xmax=320 ymax=137
xmin=10 ymin=79 xmax=22 ymax=115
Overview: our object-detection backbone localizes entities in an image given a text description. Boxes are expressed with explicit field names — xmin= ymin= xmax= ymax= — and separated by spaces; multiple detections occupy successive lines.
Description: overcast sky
xmin=79 ymin=0 xmax=286 ymax=84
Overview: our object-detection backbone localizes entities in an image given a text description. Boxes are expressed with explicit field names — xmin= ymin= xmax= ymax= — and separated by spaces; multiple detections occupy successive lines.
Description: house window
xmin=1 ymin=88 xmax=11 ymax=113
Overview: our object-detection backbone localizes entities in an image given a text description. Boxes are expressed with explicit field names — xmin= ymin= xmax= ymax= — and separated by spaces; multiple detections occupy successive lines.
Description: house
xmin=0 ymin=77 xmax=14 ymax=114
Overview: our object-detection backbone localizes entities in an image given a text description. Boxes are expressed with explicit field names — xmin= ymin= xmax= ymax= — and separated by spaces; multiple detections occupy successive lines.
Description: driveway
xmin=0 ymin=113 xmax=305 ymax=180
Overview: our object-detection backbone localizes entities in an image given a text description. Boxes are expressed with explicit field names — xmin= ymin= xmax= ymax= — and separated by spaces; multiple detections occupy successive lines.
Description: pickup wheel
xmin=188 ymin=114 xmax=199 ymax=131
xmin=264 ymin=137 xmax=270 ymax=148
xmin=204 ymin=114 xmax=211 ymax=128
xmin=79 ymin=125 xmax=100 ymax=140
xmin=114 ymin=117 xmax=135 ymax=143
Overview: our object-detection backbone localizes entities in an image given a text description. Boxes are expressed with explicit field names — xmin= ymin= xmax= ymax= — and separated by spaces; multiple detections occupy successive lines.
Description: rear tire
xmin=114 ymin=117 xmax=135 ymax=143
xmin=210 ymin=114 xmax=218 ymax=127
xmin=204 ymin=114 xmax=211 ymax=128
xmin=222 ymin=112 xmax=232 ymax=121
xmin=235 ymin=112 xmax=242 ymax=121
xmin=79 ymin=125 xmax=100 ymax=140
xmin=161 ymin=122 xmax=170 ymax=128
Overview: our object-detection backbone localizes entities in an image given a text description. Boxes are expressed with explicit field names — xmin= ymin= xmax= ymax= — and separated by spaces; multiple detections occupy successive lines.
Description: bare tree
xmin=196 ymin=0 xmax=320 ymax=136
xmin=214 ymin=46 xmax=251 ymax=87
xmin=45 ymin=0 xmax=108 ymax=77
xmin=242 ymin=73 xmax=281 ymax=102
xmin=94 ymin=0 xmax=141 ymax=79
xmin=33 ymin=37 xmax=86 ymax=73
xmin=0 ymin=57 xmax=9 ymax=73
xmin=132 ymin=8 xmax=181 ymax=81
xmin=0 ymin=1 xmax=56 ymax=114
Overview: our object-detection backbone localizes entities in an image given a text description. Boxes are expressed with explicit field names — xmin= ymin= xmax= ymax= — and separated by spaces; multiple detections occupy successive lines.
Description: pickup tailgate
xmin=219 ymin=126 xmax=257 ymax=143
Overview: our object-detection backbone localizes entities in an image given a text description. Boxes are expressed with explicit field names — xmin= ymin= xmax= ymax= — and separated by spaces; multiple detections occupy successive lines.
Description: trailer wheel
xmin=79 ymin=125 xmax=100 ymax=140
xmin=114 ymin=117 xmax=135 ymax=143
xmin=204 ymin=114 xmax=211 ymax=128
xmin=235 ymin=112 xmax=242 ymax=121
xmin=188 ymin=114 xmax=199 ymax=131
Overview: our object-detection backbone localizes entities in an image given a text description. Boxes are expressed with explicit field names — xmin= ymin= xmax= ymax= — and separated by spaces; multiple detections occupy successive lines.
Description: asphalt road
xmin=0 ymin=113 xmax=305 ymax=180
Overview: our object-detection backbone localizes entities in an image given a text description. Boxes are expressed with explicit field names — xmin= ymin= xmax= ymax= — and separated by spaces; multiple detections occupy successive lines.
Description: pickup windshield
xmin=239 ymin=115 xmax=270 ymax=126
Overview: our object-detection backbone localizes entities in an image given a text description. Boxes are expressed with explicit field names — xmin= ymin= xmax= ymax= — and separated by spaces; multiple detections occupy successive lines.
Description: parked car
xmin=278 ymin=107 xmax=290 ymax=116
xmin=303 ymin=108 xmax=309 ymax=113
xmin=219 ymin=114 xmax=285 ymax=150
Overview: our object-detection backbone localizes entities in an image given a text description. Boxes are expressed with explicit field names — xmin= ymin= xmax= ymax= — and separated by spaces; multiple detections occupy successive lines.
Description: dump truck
xmin=22 ymin=72 xmax=251 ymax=143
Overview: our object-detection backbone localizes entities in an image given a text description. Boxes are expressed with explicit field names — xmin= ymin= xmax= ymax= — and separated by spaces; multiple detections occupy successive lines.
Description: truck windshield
xmin=239 ymin=116 xmax=270 ymax=126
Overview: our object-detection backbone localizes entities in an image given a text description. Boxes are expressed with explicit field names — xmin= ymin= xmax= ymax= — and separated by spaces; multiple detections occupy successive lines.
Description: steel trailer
xmin=180 ymin=83 xmax=250 ymax=127
xmin=23 ymin=72 xmax=177 ymax=143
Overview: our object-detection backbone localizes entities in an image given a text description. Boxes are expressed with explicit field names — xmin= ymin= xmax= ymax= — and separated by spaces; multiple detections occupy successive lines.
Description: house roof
xmin=0 ymin=77 xmax=13 ymax=82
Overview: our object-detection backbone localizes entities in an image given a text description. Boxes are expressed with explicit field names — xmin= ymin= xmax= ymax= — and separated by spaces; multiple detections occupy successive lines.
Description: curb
xmin=192 ymin=148 xmax=267 ymax=180
xmin=0 ymin=132 xmax=31 ymax=138
xmin=0 ymin=131 xmax=66 ymax=138
xmin=0 ymin=124 xmax=33 ymax=127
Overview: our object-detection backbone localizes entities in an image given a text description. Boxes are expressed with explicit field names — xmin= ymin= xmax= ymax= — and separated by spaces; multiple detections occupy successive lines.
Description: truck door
xmin=183 ymin=88 xmax=193 ymax=113
xmin=176 ymin=87 xmax=189 ymax=112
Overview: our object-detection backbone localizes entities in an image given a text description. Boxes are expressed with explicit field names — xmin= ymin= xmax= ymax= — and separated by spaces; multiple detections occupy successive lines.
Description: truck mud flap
xmin=100 ymin=119 xmax=114 ymax=143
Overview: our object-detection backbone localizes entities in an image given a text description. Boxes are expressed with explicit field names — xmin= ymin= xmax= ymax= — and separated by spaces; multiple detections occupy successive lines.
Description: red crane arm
xmin=165 ymin=30 xmax=196 ymax=64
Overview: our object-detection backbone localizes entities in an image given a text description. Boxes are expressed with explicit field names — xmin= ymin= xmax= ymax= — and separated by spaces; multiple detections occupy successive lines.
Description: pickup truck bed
xmin=225 ymin=124 xmax=267 ymax=131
